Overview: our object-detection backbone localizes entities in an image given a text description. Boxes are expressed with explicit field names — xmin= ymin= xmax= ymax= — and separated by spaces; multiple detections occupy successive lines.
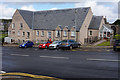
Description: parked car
xmin=59 ymin=40 xmax=81 ymax=50
xmin=113 ymin=39 xmax=120 ymax=51
xmin=49 ymin=41 xmax=61 ymax=49
xmin=19 ymin=41 xmax=34 ymax=48
xmin=38 ymin=41 xmax=52 ymax=49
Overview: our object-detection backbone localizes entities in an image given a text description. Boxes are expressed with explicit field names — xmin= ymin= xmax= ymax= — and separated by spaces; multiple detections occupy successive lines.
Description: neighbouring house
xmin=99 ymin=24 xmax=113 ymax=39
xmin=8 ymin=7 xmax=106 ymax=45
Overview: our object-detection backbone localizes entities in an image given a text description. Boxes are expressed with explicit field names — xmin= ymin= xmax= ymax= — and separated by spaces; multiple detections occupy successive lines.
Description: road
xmin=2 ymin=46 xmax=120 ymax=79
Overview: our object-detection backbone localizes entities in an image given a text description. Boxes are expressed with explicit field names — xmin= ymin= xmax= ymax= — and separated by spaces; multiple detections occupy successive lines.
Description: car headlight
xmin=43 ymin=44 xmax=46 ymax=46
xmin=22 ymin=44 xmax=25 ymax=46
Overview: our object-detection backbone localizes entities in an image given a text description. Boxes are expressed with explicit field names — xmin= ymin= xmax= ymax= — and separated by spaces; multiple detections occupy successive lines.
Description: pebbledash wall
xmin=8 ymin=7 xmax=105 ymax=44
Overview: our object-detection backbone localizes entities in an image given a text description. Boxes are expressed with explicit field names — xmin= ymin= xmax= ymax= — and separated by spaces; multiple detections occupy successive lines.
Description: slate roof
xmin=89 ymin=16 xmax=103 ymax=30
xmin=17 ymin=7 xmax=90 ymax=31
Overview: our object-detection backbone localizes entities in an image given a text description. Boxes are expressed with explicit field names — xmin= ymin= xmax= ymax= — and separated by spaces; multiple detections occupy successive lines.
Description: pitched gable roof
xmin=89 ymin=16 xmax=103 ymax=30
xmin=18 ymin=9 xmax=33 ymax=29
xmin=17 ymin=7 xmax=90 ymax=31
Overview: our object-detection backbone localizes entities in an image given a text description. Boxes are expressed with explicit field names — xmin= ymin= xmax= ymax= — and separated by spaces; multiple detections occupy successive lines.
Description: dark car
xmin=113 ymin=39 xmax=120 ymax=51
xmin=59 ymin=40 xmax=81 ymax=50
xmin=19 ymin=41 xmax=34 ymax=48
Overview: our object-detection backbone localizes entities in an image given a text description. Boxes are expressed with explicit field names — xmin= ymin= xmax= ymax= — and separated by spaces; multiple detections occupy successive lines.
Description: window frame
xmin=41 ymin=31 xmax=44 ymax=37
xmin=71 ymin=30 xmax=75 ymax=37
xmin=63 ymin=30 xmax=67 ymax=37
xmin=47 ymin=32 xmax=51 ymax=38
xmin=12 ymin=23 xmax=15 ymax=29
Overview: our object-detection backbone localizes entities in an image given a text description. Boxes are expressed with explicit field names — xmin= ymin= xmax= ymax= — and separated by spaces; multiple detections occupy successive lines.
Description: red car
xmin=38 ymin=41 xmax=52 ymax=49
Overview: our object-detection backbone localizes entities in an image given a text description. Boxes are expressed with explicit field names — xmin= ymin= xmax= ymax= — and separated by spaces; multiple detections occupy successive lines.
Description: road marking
xmin=0 ymin=72 xmax=63 ymax=80
xmin=40 ymin=56 xmax=69 ymax=59
xmin=10 ymin=54 xmax=29 ymax=57
xmin=87 ymin=58 xmax=120 ymax=62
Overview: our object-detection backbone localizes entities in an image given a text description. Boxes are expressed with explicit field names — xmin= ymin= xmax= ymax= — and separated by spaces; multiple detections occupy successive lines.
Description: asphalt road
xmin=2 ymin=46 xmax=120 ymax=79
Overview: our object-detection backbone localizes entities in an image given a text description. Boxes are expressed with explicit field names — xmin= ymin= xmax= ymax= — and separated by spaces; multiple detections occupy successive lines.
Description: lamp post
xmin=74 ymin=9 xmax=77 ymax=41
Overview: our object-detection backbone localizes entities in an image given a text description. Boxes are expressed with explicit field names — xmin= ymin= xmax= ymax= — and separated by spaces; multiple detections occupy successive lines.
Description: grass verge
xmin=97 ymin=41 xmax=110 ymax=46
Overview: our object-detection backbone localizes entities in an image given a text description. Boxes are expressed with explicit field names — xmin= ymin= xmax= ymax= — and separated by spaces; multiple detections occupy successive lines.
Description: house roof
xmin=89 ymin=16 xmax=103 ymax=30
xmin=17 ymin=7 xmax=90 ymax=31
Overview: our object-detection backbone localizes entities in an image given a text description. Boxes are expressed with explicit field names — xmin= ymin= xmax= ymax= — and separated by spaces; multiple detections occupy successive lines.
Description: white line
xmin=87 ymin=58 xmax=120 ymax=62
xmin=10 ymin=54 xmax=29 ymax=57
xmin=40 ymin=56 xmax=69 ymax=59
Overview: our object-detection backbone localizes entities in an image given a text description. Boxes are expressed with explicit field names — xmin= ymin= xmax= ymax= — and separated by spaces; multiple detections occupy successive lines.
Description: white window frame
xmin=89 ymin=31 xmax=92 ymax=36
xmin=36 ymin=31 xmax=39 ymax=36
xmin=17 ymin=31 xmax=20 ymax=36
xmin=27 ymin=32 xmax=30 ymax=38
xmin=71 ymin=31 xmax=75 ymax=36
xmin=64 ymin=30 xmax=67 ymax=36
xmin=8 ymin=31 xmax=11 ymax=35
xmin=22 ymin=32 xmax=25 ymax=37
xmin=56 ymin=30 xmax=61 ymax=37
xmin=41 ymin=31 xmax=44 ymax=36
xmin=47 ymin=32 xmax=51 ymax=38
xmin=20 ymin=23 xmax=23 ymax=30
xmin=12 ymin=23 xmax=15 ymax=29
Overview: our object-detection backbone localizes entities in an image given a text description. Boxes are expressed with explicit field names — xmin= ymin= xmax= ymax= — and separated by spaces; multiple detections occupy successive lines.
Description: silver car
xmin=49 ymin=41 xmax=61 ymax=49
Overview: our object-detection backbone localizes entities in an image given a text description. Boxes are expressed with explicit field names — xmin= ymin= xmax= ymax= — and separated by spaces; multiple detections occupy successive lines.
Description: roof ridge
xmin=17 ymin=7 xmax=90 ymax=13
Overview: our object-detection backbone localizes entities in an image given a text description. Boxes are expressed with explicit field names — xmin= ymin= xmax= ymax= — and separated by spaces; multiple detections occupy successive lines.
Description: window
xmin=47 ymin=32 xmax=51 ymax=38
xmin=41 ymin=31 xmax=44 ymax=36
xmin=20 ymin=23 xmax=23 ymax=30
xmin=12 ymin=23 xmax=15 ymax=29
xmin=36 ymin=31 xmax=39 ymax=36
xmin=17 ymin=31 xmax=20 ymax=36
xmin=71 ymin=31 xmax=75 ymax=36
xmin=64 ymin=30 xmax=67 ymax=36
xmin=8 ymin=31 xmax=11 ymax=35
xmin=56 ymin=30 xmax=60 ymax=37
xmin=90 ymin=31 xmax=92 ymax=35
xmin=22 ymin=32 xmax=25 ymax=37
xmin=12 ymin=31 xmax=15 ymax=35
xmin=27 ymin=32 xmax=30 ymax=38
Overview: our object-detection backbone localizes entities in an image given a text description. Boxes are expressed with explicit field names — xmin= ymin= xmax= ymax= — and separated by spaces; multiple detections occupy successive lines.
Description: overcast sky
xmin=0 ymin=0 xmax=120 ymax=23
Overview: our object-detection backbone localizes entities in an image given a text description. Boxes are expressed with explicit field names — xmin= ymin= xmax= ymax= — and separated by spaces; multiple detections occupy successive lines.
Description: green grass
xmin=97 ymin=41 xmax=110 ymax=46
xmin=114 ymin=34 xmax=120 ymax=39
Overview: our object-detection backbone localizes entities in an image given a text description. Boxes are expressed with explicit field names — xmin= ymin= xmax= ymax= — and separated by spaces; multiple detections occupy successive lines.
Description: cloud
xmin=21 ymin=5 xmax=36 ymax=11
xmin=50 ymin=8 xmax=58 ymax=10
xmin=0 ymin=4 xmax=16 ymax=19
xmin=75 ymin=1 xmax=118 ymax=23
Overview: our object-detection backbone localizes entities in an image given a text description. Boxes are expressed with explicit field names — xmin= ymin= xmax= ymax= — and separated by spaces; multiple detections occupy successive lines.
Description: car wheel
xmin=45 ymin=46 xmax=48 ymax=49
xmin=56 ymin=46 xmax=59 ymax=50
xmin=78 ymin=45 xmax=80 ymax=48
xmin=69 ymin=45 xmax=73 ymax=50
xmin=25 ymin=46 xmax=27 ymax=48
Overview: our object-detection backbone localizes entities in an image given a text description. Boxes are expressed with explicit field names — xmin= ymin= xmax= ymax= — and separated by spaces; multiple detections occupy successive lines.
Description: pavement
xmin=1 ymin=46 xmax=120 ymax=80
xmin=93 ymin=39 xmax=106 ymax=46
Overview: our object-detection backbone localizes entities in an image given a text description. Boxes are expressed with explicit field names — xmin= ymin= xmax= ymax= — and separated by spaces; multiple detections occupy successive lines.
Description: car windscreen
xmin=61 ymin=40 xmax=67 ymax=43
xmin=52 ymin=41 xmax=59 ymax=44
xmin=22 ymin=41 xmax=27 ymax=44
xmin=41 ymin=42 xmax=47 ymax=44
